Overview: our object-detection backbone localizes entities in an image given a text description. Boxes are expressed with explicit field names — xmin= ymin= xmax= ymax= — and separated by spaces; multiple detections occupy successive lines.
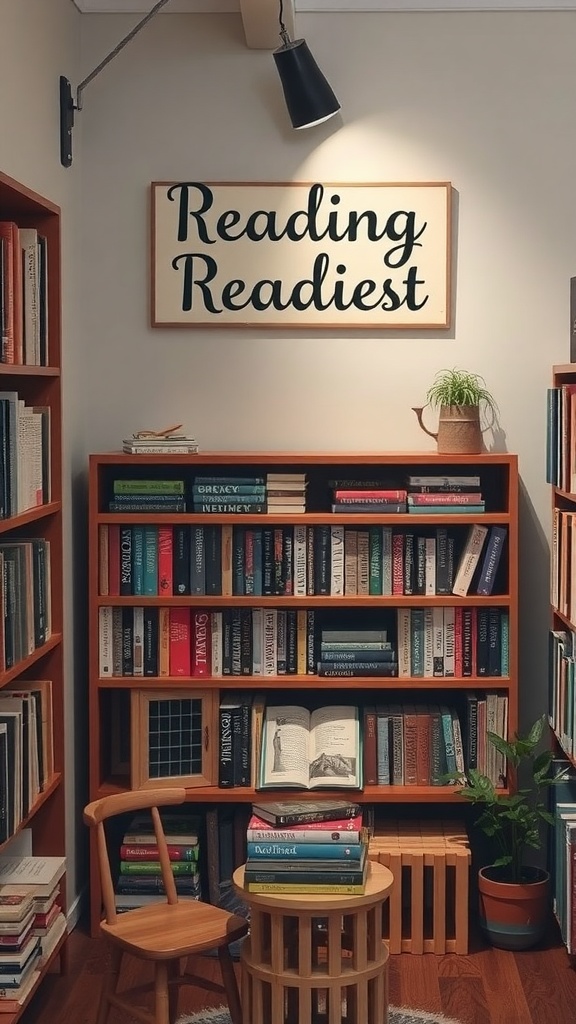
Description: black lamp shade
xmin=273 ymin=38 xmax=340 ymax=130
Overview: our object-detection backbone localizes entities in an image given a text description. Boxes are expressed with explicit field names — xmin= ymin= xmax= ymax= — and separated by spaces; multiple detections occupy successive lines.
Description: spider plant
xmin=426 ymin=368 xmax=496 ymax=412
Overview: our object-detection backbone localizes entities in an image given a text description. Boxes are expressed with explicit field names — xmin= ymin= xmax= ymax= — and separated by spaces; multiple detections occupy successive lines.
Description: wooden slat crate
xmin=368 ymin=820 xmax=471 ymax=955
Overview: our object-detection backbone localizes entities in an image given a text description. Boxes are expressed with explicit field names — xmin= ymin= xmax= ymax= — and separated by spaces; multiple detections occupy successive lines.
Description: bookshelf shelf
xmin=0 ymin=170 xmax=66 ymax=1020
xmin=88 ymin=449 xmax=518 ymax=935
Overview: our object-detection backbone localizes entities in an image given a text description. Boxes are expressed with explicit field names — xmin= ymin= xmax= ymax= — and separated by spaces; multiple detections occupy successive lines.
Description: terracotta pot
xmin=478 ymin=866 xmax=550 ymax=950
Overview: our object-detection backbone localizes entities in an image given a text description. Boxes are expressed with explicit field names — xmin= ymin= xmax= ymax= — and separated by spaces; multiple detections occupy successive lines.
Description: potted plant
xmin=453 ymin=715 xmax=560 ymax=950
xmin=412 ymin=367 xmax=497 ymax=454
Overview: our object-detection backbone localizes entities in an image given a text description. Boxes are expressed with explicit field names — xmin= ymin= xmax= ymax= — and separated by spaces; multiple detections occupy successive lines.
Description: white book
xmin=425 ymin=536 xmax=436 ymax=594
xmin=443 ymin=606 xmax=455 ymax=677
xmin=381 ymin=527 xmax=392 ymax=595
xmin=452 ymin=524 xmax=489 ymax=596
xmin=423 ymin=608 xmax=434 ymax=677
xmin=344 ymin=529 xmax=358 ymax=595
xmin=98 ymin=606 xmax=113 ymax=677
xmin=330 ymin=526 xmax=344 ymax=596
xmin=357 ymin=531 xmax=370 ymax=594
xmin=251 ymin=608 xmax=263 ymax=675
xmin=293 ymin=525 xmax=307 ymax=596
xmin=397 ymin=609 xmax=411 ymax=677
xmin=211 ymin=611 xmax=222 ymax=677
xmin=19 ymin=228 xmax=40 ymax=366
xmin=263 ymin=609 xmax=277 ymax=675
xmin=452 ymin=711 xmax=465 ymax=774
xmin=432 ymin=606 xmax=444 ymax=676
xmin=132 ymin=606 xmax=144 ymax=677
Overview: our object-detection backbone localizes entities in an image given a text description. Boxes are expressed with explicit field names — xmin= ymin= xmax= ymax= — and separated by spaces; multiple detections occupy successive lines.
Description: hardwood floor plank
xmin=15 ymin=924 xmax=576 ymax=1024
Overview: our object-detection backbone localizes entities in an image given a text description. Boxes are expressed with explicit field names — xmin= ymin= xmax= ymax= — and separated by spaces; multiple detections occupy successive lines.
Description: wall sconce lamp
xmin=273 ymin=0 xmax=340 ymax=130
xmin=60 ymin=0 xmax=173 ymax=167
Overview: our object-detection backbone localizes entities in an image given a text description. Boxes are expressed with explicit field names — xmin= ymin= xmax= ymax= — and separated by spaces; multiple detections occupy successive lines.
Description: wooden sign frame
xmin=151 ymin=181 xmax=452 ymax=329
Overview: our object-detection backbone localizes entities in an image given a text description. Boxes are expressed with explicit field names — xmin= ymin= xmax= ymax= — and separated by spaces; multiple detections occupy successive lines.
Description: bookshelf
xmin=0 ymin=171 xmax=66 ymax=1019
xmin=88 ymin=450 xmax=518 ymax=933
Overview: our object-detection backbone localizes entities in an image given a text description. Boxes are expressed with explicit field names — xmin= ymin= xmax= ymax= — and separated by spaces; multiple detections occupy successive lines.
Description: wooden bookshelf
xmin=87 ymin=450 xmax=519 ymax=935
xmin=0 ymin=171 xmax=66 ymax=1020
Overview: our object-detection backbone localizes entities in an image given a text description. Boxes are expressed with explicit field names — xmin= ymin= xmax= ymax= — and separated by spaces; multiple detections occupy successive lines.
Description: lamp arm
xmin=76 ymin=0 xmax=173 ymax=110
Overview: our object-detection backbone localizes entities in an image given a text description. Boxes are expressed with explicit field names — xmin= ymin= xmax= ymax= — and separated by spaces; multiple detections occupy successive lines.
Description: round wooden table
xmin=232 ymin=860 xmax=393 ymax=1024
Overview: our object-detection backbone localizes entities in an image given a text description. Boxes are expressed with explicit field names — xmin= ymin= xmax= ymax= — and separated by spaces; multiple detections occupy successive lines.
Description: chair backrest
xmin=83 ymin=788 xmax=187 ymax=925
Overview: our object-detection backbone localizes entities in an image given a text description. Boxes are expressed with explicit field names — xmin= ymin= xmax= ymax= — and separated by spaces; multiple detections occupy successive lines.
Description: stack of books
xmin=243 ymin=800 xmax=368 ymax=894
xmin=192 ymin=476 xmax=267 ymax=514
xmin=318 ymin=627 xmax=397 ymax=678
xmin=266 ymin=473 xmax=307 ymax=514
xmin=122 ymin=433 xmax=198 ymax=455
xmin=330 ymin=479 xmax=407 ymax=513
xmin=0 ymin=855 xmax=67 ymax=1012
xmin=406 ymin=474 xmax=485 ymax=514
xmin=108 ymin=478 xmax=187 ymax=513
xmin=115 ymin=811 xmax=202 ymax=913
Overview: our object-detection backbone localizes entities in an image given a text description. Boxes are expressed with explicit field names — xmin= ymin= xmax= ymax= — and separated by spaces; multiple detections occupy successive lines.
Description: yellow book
xmin=296 ymin=609 xmax=307 ymax=674
xmin=245 ymin=882 xmax=365 ymax=895
xmin=221 ymin=525 xmax=233 ymax=597
xmin=159 ymin=606 xmax=170 ymax=676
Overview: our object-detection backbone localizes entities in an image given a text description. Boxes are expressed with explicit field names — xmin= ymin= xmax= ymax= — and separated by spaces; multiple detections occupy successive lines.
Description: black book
xmin=232 ymin=526 xmax=245 ymax=596
xmin=120 ymin=526 xmax=132 ymax=596
xmin=172 ymin=525 xmax=191 ymax=596
xmin=218 ymin=701 xmax=236 ymax=788
xmin=313 ymin=525 xmax=331 ymax=596
xmin=0 ymin=714 xmax=17 ymax=836
xmin=231 ymin=610 xmax=242 ymax=676
xmin=286 ymin=609 xmax=297 ymax=674
xmin=204 ymin=525 xmax=222 ymax=596
xmin=240 ymin=608 xmax=252 ymax=675
xmin=252 ymin=800 xmax=362 ymax=827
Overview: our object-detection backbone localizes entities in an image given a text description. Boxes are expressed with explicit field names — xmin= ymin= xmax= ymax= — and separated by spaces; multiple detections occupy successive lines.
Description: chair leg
xmin=154 ymin=961 xmax=170 ymax=1024
xmin=95 ymin=946 xmax=122 ymax=1024
xmin=168 ymin=959 xmax=180 ymax=1022
xmin=218 ymin=944 xmax=242 ymax=1024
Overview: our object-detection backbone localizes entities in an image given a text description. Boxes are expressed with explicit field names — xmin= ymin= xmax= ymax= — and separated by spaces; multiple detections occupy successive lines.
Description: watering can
xmin=412 ymin=404 xmax=483 ymax=455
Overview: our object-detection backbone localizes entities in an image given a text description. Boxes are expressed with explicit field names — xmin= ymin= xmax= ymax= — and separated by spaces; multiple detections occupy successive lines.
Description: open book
xmin=258 ymin=705 xmax=361 ymax=790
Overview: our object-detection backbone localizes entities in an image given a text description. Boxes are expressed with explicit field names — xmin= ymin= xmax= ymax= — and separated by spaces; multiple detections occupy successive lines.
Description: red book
xmin=0 ymin=221 xmax=22 ymax=363
xmin=120 ymin=844 xmax=198 ymax=861
xmin=363 ymin=707 xmax=377 ymax=786
xmin=192 ymin=610 xmax=210 ymax=677
xmin=158 ymin=526 xmax=173 ymax=595
xmin=454 ymin=606 xmax=463 ymax=677
xmin=334 ymin=489 xmax=407 ymax=500
xmin=108 ymin=524 xmax=120 ymax=596
xmin=169 ymin=607 xmax=191 ymax=676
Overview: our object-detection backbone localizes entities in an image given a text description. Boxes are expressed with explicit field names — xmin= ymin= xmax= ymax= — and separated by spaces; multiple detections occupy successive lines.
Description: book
xmin=251 ymin=799 xmax=361 ymax=827
xmin=243 ymin=865 xmax=366 ymax=885
xmin=0 ymin=857 xmax=65 ymax=897
xmin=246 ymin=841 xmax=364 ymax=860
xmin=452 ymin=524 xmax=489 ymax=596
xmin=476 ymin=525 xmax=507 ymax=596
xmin=246 ymin=812 xmax=363 ymax=843
xmin=244 ymin=881 xmax=366 ymax=894
xmin=258 ymin=705 xmax=361 ymax=790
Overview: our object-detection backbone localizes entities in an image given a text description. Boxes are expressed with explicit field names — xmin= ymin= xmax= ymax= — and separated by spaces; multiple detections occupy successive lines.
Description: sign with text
xmin=151 ymin=181 xmax=452 ymax=329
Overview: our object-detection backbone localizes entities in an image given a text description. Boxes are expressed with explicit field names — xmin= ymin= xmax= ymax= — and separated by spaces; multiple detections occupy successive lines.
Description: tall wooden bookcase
xmin=0 ymin=172 xmax=66 ymax=1019
xmin=87 ymin=450 xmax=518 ymax=934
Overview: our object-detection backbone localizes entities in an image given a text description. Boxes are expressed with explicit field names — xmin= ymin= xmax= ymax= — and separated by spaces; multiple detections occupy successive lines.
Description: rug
xmin=178 ymin=1006 xmax=464 ymax=1024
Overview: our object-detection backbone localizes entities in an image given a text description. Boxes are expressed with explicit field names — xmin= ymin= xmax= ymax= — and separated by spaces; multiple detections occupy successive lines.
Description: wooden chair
xmin=83 ymin=788 xmax=248 ymax=1024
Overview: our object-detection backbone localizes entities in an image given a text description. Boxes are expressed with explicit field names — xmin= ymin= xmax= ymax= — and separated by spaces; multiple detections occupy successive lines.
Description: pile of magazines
xmin=122 ymin=429 xmax=198 ymax=455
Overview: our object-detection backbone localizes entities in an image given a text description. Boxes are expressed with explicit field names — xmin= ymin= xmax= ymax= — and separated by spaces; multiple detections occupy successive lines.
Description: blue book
xmin=192 ymin=484 xmax=266 ymax=496
xmin=232 ymin=526 xmax=245 ymax=596
xmin=131 ymin=526 xmax=145 ymax=596
xmin=440 ymin=706 xmax=456 ymax=775
xmin=476 ymin=526 xmax=507 ymax=596
xmin=407 ymin=504 xmax=485 ymax=515
xmin=246 ymin=841 xmax=364 ymax=860
xmin=142 ymin=527 xmax=158 ymax=596
xmin=205 ymin=525 xmax=222 ymax=596
xmin=193 ymin=476 xmax=265 ymax=485
xmin=192 ymin=491 xmax=265 ymax=504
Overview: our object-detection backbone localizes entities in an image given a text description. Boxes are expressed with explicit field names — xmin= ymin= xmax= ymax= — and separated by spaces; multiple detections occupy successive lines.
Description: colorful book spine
xmin=246 ymin=842 xmax=364 ymax=859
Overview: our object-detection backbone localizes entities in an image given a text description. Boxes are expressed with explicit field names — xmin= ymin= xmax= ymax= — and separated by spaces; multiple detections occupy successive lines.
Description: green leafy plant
xmin=426 ymin=368 xmax=496 ymax=411
xmin=452 ymin=716 xmax=561 ymax=884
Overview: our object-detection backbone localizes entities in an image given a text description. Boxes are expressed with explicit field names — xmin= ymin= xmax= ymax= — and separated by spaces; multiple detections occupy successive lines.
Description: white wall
xmin=79 ymin=9 xmax=572 ymax=730
xmin=0 ymin=0 xmax=83 ymax=915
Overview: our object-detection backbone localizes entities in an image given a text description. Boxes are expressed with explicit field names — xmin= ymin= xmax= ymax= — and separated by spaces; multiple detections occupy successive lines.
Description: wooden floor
xmin=18 ymin=921 xmax=576 ymax=1024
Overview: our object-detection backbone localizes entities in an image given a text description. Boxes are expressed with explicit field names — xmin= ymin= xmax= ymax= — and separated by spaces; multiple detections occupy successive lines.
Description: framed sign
xmin=151 ymin=181 xmax=452 ymax=330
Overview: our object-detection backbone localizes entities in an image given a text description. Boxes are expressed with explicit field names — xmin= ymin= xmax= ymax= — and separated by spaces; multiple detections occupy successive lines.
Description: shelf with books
xmin=0 ymin=170 xmax=66 ymax=1020
xmin=88 ymin=450 xmax=518 ymax=935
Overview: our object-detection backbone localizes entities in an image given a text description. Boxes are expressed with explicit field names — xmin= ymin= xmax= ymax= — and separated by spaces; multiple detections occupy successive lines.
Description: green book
xmin=113 ymin=479 xmax=185 ymax=494
xmin=120 ymin=860 xmax=199 ymax=874
xmin=368 ymin=527 xmax=383 ymax=595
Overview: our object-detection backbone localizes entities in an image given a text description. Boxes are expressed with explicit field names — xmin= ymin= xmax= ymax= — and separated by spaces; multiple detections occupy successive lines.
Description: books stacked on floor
xmin=0 ymin=855 xmax=67 ymax=1011
xmin=122 ymin=433 xmax=198 ymax=455
xmin=108 ymin=477 xmax=187 ymax=513
xmin=406 ymin=475 xmax=485 ymax=514
xmin=244 ymin=800 xmax=368 ymax=895
xmin=115 ymin=811 xmax=202 ymax=912
xmin=318 ymin=627 xmax=397 ymax=678
xmin=266 ymin=473 xmax=307 ymax=514
xmin=192 ymin=476 xmax=267 ymax=514
xmin=330 ymin=479 xmax=407 ymax=514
